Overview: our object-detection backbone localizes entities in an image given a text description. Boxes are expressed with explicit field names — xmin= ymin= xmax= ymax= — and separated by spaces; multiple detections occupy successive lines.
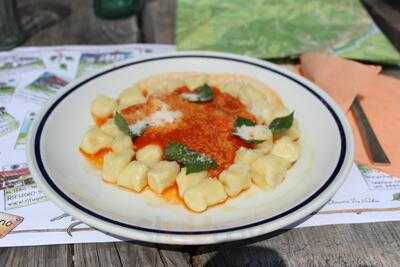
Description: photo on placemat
xmin=0 ymin=163 xmax=47 ymax=210
xmin=77 ymin=50 xmax=132 ymax=77
xmin=0 ymin=53 xmax=45 ymax=75
xmin=42 ymin=50 xmax=81 ymax=81
xmin=0 ymin=106 xmax=19 ymax=137
xmin=0 ymin=75 xmax=18 ymax=105
xmin=14 ymin=111 xmax=36 ymax=150
xmin=14 ymin=71 xmax=68 ymax=106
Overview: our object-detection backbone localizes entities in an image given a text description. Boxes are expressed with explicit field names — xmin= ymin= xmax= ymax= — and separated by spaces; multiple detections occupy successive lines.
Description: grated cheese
xmin=234 ymin=125 xmax=270 ymax=141
xmin=128 ymin=102 xmax=182 ymax=135
xmin=181 ymin=93 xmax=200 ymax=102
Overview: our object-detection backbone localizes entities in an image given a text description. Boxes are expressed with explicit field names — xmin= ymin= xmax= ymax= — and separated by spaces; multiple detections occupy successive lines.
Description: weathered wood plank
xmin=142 ymin=0 xmax=176 ymax=44
xmin=191 ymin=222 xmax=400 ymax=266
xmin=74 ymin=242 xmax=191 ymax=267
xmin=74 ymin=243 xmax=122 ymax=267
xmin=0 ymin=244 xmax=72 ymax=267
xmin=158 ymin=247 xmax=192 ymax=266
xmin=17 ymin=0 xmax=140 ymax=46
xmin=115 ymin=242 xmax=163 ymax=267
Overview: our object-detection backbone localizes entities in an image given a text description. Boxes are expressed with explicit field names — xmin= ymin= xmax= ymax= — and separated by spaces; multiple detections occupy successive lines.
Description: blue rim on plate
xmin=34 ymin=55 xmax=346 ymax=235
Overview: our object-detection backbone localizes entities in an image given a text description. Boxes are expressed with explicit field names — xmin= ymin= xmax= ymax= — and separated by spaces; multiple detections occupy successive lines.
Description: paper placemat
xmin=0 ymin=44 xmax=399 ymax=247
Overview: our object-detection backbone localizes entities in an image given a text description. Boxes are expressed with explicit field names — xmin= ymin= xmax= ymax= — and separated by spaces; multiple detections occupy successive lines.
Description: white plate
xmin=27 ymin=52 xmax=354 ymax=245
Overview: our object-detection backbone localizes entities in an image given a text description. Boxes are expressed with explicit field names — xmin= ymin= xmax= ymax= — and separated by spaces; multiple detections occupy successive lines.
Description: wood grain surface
xmin=1 ymin=0 xmax=400 ymax=266
xmin=17 ymin=0 xmax=140 ymax=46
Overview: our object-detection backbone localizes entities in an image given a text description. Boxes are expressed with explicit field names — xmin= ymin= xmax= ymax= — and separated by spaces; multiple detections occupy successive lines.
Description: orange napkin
xmin=299 ymin=52 xmax=400 ymax=177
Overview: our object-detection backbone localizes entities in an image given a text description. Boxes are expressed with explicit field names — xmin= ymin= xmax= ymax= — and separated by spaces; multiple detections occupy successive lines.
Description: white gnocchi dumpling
xmin=219 ymin=163 xmax=251 ymax=197
xmin=271 ymin=136 xmax=300 ymax=163
xmin=234 ymin=147 xmax=263 ymax=165
xmin=183 ymin=74 xmax=208 ymax=91
xmin=255 ymin=139 xmax=274 ymax=154
xmin=251 ymin=154 xmax=290 ymax=188
xmin=111 ymin=135 xmax=133 ymax=154
xmin=272 ymin=107 xmax=291 ymax=120
xmin=147 ymin=161 xmax=180 ymax=194
xmin=102 ymin=151 xmax=133 ymax=183
xmin=100 ymin=119 xmax=125 ymax=138
xmin=238 ymin=84 xmax=265 ymax=106
xmin=176 ymin=168 xmax=207 ymax=197
xmin=183 ymin=178 xmax=227 ymax=212
xmin=117 ymin=161 xmax=149 ymax=192
xmin=80 ymin=126 xmax=113 ymax=154
xmin=91 ymin=95 xmax=117 ymax=119
xmin=140 ymin=78 xmax=185 ymax=96
xmin=117 ymin=86 xmax=147 ymax=110
xmin=250 ymin=99 xmax=275 ymax=125
xmin=275 ymin=120 xmax=300 ymax=141
xmin=217 ymin=81 xmax=242 ymax=98
xmin=136 ymin=144 xmax=162 ymax=164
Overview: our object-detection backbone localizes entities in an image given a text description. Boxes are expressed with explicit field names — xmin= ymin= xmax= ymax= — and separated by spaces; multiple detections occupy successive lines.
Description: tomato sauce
xmin=124 ymin=87 xmax=255 ymax=176
xmin=93 ymin=114 xmax=112 ymax=126
xmin=80 ymin=147 xmax=112 ymax=169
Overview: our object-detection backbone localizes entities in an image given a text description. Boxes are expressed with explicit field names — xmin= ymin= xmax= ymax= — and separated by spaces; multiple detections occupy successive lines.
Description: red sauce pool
xmin=122 ymin=87 xmax=254 ymax=177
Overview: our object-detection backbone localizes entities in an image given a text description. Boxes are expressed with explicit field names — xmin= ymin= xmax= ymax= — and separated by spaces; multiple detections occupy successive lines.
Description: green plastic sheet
xmin=176 ymin=0 xmax=400 ymax=64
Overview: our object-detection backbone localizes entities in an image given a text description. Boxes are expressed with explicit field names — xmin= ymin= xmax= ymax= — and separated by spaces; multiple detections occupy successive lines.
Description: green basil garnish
xmin=234 ymin=116 xmax=256 ymax=128
xmin=181 ymin=84 xmax=213 ymax=102
xmin=268 ymin=112 xmax=294 ymax=134
xmin=164 ymin=142 xmax=218 ymax=174
xmin=114 ymin=112 xmax=135 ymax=138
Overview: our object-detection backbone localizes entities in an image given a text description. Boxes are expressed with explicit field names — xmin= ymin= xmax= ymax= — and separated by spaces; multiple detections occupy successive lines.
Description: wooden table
xmin=2 ymin=0 xmax=400 ymax=266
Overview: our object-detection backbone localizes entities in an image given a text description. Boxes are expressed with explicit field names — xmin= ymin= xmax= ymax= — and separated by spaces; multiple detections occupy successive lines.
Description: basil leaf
xmin=114 ymin=112 xmax=134 ymax=137
xmin=181 ymin=84 xmax=213 ymax=102
xmin=186 ymin=163 xmax=209 ymax=175
xmin=164 ymin=142 xmax=218 ymax=174
xmin=245 ymin=139 xmax=264 ymax=144
xmin=234 ymin=116 xmax=256 ymax=128
xmin=269 ymin=112 xmax=294 ymax=134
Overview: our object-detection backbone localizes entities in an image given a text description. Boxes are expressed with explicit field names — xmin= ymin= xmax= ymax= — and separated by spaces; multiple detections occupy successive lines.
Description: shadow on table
xmin=101 ymin=206 xmax=321 ymax=263
xmin=203 ymin=246 xmax=286 ymax=267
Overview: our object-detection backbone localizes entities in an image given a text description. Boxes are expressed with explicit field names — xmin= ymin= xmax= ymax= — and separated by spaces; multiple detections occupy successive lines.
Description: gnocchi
xmin=251 ymin=154 xmax=290 ymax=188
xmin=183 ymin=74 xmax=208 ymax=91
xmin=176 ymin=168 xmax=207 ymax=197
xmin=117 ymin=161 xmax=149 ymax=192
xmin=271 ymin=136 xmax=300 ymax=163
xmin=183 ymin=178 xmax=227 ymax=212
xmin=234 ymin=147 xmax=263 ymax=165
xmin=100 ymin=119 xmax=125 ymax=138
xmin=111 ymin=135 xmax=133 ymax=154
xmin=91 ymin=95 xmax=117 ymax=118
xmin=147 ymin=161 xmax=180 ymax=194
xmin=80 ymin=126 xmax=113 ymax=154
xmin=118 ymin=86 xmax=147 ymax=109
xmin=136 ymin=144 xmax=163 ymax=164
xmin=80 ymin=72 xmax=301 ymax=213
xmin=102 ymin=151 xmax=133 ymax=183
xmin=219 ymin=163 xmax=251 ymax=197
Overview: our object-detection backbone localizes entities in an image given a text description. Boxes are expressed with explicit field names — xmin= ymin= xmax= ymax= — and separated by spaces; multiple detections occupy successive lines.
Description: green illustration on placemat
xmin=0 ymin=55 xmax=45 ymax=72
xmin=77 ymin=51 xmax=132 ymax=77
xmin=0 ymin=83 xmax=14 ymax=96
xmin=392 ymin=192 xmax=400 ymax=201
xmin=26 ymin=72 xmax=68 ymax=97
xmin=14 ymin=111 xmax=36 ymax=150
xmin=176 ymin=0 xmax=400 ymax=64
xmin=0 ymin=107 xmax=19 ymax=137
